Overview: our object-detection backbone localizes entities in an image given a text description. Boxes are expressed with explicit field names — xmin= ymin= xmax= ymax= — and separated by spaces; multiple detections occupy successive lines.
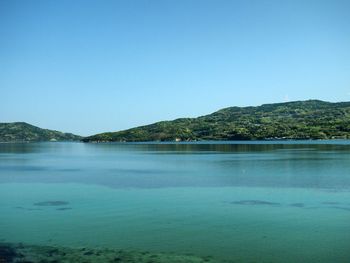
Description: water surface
xmin=0 ymin=141 xmax=350 ymax=262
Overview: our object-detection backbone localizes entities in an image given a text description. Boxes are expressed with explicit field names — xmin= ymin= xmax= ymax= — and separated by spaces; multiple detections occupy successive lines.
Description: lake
xmin=0 ymin=141 xmax=350 ymax=262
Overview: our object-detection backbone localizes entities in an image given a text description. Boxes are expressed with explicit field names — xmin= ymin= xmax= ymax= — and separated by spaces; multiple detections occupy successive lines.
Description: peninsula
xmin=0 ymin=122 xmax=81 ymax=142
xmin=82 ymin=100 xmax=350 ymax=142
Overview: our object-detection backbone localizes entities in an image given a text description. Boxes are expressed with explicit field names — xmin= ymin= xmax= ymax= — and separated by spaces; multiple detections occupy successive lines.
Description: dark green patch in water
xmin=0 ymin=243 xmax=17 ymax=262
xmin=289 ymin=203 xmax=305 ymax=207
xmin=229 ymin=200 xmax=280 ymax=206
xmin=33 ymin=201 xmax=69 ymax=206
xmin=56 ymin=207 xmax=72 ymax=211
xmin=0 ymin=243 xmax=219 ymax=263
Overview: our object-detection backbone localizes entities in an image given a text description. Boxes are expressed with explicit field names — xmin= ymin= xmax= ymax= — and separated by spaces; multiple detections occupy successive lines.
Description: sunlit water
xmin=0 ymin=141 xmax=350 ymax=262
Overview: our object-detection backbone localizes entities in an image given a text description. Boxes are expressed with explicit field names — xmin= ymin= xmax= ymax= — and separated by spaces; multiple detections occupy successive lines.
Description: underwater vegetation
xmin=289 ymin=203 xmax=305 ymax=208
xmin=0 ymin=243 xmax=219 ymax=263
xmin=33 ymin=201 xmax=69 ymax=206
xmin=229 ymin=200 xmax=280 ymax=206
xmin=227 ymin=200 xmax=350 ymax=212
xmin=14 ymin=201 xmax=71 ymax=212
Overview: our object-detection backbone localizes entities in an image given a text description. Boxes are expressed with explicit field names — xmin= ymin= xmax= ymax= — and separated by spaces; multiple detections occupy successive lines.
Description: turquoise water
xmin=0 ymin=142 xmax=350 ymax=262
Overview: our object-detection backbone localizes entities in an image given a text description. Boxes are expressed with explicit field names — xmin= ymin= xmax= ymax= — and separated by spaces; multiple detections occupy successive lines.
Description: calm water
xmin=0 ymin=141 xmax=350 ymax=262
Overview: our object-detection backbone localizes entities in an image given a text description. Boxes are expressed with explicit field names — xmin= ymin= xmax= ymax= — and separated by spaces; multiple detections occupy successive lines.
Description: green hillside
xmin=0 ymin=122 xmax=81 ymax=142
xmin=82 ymin=100 xmax=350 ymax=142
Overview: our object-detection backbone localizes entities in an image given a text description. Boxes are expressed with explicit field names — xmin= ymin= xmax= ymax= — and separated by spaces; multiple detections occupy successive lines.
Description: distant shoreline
xmin=2 ymin=100 xmax=350 ymax=143
xmin=82 ymin=100 xmax=350 ymax=143
xmin=1 ymin=139 xmax=350 ymax=145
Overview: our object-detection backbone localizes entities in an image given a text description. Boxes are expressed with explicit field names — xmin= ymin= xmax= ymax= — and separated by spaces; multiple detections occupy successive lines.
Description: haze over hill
xmin=83 ymin=100 xmax=350 ymax=142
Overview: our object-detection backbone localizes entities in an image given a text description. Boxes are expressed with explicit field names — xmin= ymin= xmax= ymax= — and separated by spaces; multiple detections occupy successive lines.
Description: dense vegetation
xmin=0 ymin=122 xmax=81 ymax=142
xmin=83 ymin=100 xmax=350 ymax=142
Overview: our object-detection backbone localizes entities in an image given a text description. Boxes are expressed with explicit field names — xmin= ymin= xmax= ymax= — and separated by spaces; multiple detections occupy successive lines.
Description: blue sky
xmin=1 ymin=0 xmax=350 ymax=135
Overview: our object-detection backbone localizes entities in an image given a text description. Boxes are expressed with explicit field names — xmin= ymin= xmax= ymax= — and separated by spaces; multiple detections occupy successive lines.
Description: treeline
xmin=82 ymin=100 xmax=350 ymax=142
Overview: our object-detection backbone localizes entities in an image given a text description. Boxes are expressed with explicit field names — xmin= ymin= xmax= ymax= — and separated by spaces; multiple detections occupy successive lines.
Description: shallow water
xmin=0 ymin=141 xmax=350 ymax=262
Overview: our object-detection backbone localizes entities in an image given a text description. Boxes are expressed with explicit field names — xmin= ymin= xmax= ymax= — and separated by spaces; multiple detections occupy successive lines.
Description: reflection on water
xmin=1 ymin=141 xmax=350 ymax=189
xmin=1 ymin=140 xmax=350 ymax=153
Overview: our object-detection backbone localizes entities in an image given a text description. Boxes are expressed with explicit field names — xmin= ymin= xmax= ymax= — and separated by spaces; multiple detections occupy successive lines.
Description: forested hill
xmin=83 ymin=99 xmax=350 ymax=142
xmin=0 ymin=122 xmax=81 ymax=142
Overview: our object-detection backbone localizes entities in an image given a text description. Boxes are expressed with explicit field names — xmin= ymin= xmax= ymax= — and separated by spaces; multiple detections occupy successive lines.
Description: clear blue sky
xmin=1 ymin=0 xmax=349 ymax=136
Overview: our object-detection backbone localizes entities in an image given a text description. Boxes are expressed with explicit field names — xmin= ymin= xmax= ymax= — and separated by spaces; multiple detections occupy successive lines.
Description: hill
xmin=82 ymin=100 xmax=350 ymax=142
xmin=0 ymin=122 xmax=82 ymax=142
